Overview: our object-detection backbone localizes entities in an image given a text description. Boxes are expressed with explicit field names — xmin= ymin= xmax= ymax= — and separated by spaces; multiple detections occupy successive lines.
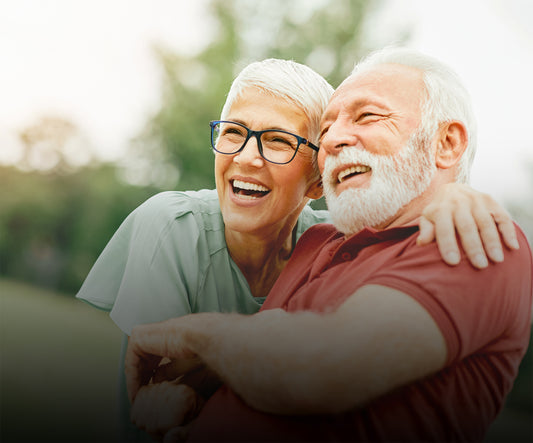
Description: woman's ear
xmin=435 ymin=121 xmax=468 ymax=170
xmin=306 ymin=179 xmax=323 ymax=200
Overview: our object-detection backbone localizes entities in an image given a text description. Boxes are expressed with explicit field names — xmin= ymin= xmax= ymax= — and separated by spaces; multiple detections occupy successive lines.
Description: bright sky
xmin=1 ymin=0 xmax=532 ymax=203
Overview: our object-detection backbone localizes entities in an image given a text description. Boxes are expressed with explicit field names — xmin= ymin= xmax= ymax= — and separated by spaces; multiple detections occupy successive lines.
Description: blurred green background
xmin=1 ymin=0 xmax=531 ymax=441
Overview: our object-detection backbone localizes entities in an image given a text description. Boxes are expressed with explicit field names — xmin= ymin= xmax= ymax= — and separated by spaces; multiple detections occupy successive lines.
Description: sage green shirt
xmin=76 ymin=189 xmax=331 ymax=441
xmin=76 ymin=189 xmax=331 ymax=334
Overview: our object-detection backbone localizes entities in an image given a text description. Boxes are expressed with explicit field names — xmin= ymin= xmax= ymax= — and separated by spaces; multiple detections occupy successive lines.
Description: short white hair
xmin=221 ymin=59 xmax=334 ymax=148
xmin=350 ymin=47 xmax=476 ymax=183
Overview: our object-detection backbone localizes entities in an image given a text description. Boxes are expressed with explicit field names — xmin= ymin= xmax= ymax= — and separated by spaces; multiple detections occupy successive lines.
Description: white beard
xmin=322 ymin=131 xmax=437 ymax=236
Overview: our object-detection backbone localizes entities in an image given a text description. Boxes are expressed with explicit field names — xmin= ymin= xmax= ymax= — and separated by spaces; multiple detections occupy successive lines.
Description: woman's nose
xmin=233 ymin=135 xmax=264 ymax=166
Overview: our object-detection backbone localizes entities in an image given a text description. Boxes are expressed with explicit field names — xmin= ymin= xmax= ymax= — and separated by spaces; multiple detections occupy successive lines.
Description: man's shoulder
xmin=298 ymin=222 xmax=341 ymax=243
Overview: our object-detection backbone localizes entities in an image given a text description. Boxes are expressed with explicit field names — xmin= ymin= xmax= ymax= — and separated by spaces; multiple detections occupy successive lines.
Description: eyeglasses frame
xmin=209 ymin=120 xmax=319 ymax=165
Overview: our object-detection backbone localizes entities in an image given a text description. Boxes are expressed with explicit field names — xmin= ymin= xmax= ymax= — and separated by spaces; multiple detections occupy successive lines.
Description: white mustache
xmin=322 ymin=147 xmax=381 ymax=186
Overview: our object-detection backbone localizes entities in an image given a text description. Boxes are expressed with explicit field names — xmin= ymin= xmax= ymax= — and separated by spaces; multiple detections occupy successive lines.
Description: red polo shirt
xmin=189 ymin=223 xmax=532 ymax=442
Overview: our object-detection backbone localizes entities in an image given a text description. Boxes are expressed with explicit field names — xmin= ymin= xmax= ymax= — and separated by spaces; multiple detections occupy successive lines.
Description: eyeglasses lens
xmin=212 ymin=122 xmax=298 ymax=164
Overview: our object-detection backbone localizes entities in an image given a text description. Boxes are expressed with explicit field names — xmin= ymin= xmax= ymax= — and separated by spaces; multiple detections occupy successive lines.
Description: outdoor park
xmin=1 ymin=1 xmax=532 ymax=442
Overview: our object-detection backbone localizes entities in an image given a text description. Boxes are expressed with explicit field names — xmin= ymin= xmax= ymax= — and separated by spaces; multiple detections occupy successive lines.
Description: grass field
xmin=1 ymin=279 xmax=122 ymax=442
xmin=1 ymin=278 xmax=532 ymax=442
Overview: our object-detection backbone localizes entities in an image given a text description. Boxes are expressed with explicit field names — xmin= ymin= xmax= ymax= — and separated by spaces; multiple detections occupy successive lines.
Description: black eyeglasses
xmin=210 ymin=120 xmax=319 ymax=165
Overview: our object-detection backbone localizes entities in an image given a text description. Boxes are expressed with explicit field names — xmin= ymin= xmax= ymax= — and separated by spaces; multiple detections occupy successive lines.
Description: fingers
xmin=419 ymin=183 xmax=519 ymax=268
xmin=469 ymin=203 xmax=504 ymax=264
xmin=492 ymin=207 xmax=520 ymax=251
xmin=456 ymin=195 xmax=518 ymax=267
xmin=131 ymin=382 xmax=201 ymax=437
xmin=420 ymin=206 xmax=462 ymax=266
xmin=153 ymin=358 xmax=203 ymax=384
xmin=125 ymin=352 xmax=161 ymax=404
xmin=164 ymin=424 xmax=193 ymax=443
xmin=125 ymin=319 xmax=200 ymax=403
xmin=416 ymin=216 xmax=436 ymax=247
xmin=452 ymin=203 xmax=489 ymax=268
xmin=125 ymin=331 xmax=163 ymax=403
xmin=422 ymin=202 xmax=491 ymax=269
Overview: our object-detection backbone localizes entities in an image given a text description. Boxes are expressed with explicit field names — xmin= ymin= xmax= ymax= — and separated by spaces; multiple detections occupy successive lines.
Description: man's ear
xmin=435 ymin=121 xmax=468 ymax=170
xmin=306 ymin=179 xmax=323 ymax=200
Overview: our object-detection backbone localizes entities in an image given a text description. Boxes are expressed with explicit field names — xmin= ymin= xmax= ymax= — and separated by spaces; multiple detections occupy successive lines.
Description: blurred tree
xmin=2 ymin=0 xmax=382 ymax=291
xmin=487 ymin=162 xmax=533 ymax=441
xmin=130 ymin=0 xmax=378 ymax=191
xmin=18 ymin=116 xmax=96 ymax=173
xmin=0 ymin=115 xmax=160 ymax=292
xmin=0 ymin=164 xmax=157 ymax=293
xmin=507 ymin=160 xmax=533 ymax=245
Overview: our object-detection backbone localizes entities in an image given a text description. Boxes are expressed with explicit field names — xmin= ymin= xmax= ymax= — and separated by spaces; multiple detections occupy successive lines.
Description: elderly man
xmin=125 ymin=48 xmax=532 ymax=442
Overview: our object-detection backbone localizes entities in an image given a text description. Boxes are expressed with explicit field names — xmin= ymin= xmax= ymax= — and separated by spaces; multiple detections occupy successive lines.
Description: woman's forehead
xmin=228 ymin=87 xmax=310 ymax=134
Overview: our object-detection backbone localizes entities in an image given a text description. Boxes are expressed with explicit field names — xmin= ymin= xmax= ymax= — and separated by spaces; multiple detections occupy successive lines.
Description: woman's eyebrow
xmin=227 ymin=118 xmax=298 ymax=133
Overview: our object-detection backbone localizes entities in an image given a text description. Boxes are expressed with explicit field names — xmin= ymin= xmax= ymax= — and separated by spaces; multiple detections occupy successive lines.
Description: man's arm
xmin=126 ymin=284 xmax=446 ymax=415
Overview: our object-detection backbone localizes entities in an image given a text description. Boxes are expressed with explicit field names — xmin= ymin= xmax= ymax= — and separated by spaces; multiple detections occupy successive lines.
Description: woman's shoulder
xmin=296 ymin=204 xmax=332 ymax=239
xmin=141 ymin=189 xmax=219 ymax=213
xmin=133 ymin=189 xmax=221 ymax=224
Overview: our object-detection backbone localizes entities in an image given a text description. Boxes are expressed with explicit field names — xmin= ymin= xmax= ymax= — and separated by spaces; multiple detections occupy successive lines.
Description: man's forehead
xmin=331 ymin=63 xmax=424 ymax=107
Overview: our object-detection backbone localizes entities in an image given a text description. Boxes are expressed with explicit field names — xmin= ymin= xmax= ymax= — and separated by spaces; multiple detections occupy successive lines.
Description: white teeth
xmin=233 ymin=179 xmax=270 ymax=192
xmin=337 ymin=165 xmax=371 ymax=183
xmin=237 ymin=194 xmax=261 ymax=200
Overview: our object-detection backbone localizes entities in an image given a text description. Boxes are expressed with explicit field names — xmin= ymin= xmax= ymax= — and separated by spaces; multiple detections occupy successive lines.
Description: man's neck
xmin=373 ymin=179 xmax=446 ymax=231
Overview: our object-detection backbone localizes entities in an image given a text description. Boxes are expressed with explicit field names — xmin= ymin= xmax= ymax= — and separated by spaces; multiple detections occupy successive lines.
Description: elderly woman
xmin=76 ymin=59 xmax=515 ymax=440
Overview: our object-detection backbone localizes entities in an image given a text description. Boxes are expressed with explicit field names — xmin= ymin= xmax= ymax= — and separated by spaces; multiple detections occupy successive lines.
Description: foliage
xmin=1 ymin=0 xmax=531 ymax=430
xmin=132 ymin=0 xmax=374 ymax=190
xmin=0 ymin=165 xmax=157 ymax=293
xmin=17 ymin=116 xmax=96 ymax=172
xmin=1 ymin=0 xmax=377 ymax=293
xmin=507 ymin=160 xmax=533 ymax=246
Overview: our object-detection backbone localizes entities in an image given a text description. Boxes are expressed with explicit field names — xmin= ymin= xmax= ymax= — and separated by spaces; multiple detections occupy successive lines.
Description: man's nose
xmin=321 ymin=120 xmax=359 ymax=154
xmin=234 ymin=135 xmax=264 ymax=166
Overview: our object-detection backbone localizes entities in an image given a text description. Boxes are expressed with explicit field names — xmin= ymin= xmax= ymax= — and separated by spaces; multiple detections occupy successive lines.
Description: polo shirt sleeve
xmin=76 ymin=190 xmax=217 ymax=335
xmin=363 ymin=226 xmax=533 ymax=366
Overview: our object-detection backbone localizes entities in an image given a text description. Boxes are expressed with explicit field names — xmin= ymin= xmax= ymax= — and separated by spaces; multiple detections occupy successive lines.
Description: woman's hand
xmin=417 ymin=183 xmax=519 ymax=268
xmin=130 ymin=381 xmax=202 ymax=441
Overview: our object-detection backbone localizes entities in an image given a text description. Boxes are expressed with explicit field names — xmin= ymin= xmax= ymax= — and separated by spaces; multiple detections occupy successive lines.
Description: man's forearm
xmin=169 ymin=308 xmax=359 ymax=415
xmin=146 ymin=287 xmax=445 ymax=415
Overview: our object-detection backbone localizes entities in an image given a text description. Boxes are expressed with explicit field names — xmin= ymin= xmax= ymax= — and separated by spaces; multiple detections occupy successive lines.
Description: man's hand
xmin=125 ymin=320 xmax=201 ymax=403
xmin=154 ymin=359 xmax=223 ymax=400
xmin=153 ymin=358 xmax=204 ymax=384
xmin=131 ymin=381 xmax=202 ymax=440
xmin=417 ymin=183 xmax=519 ymax=268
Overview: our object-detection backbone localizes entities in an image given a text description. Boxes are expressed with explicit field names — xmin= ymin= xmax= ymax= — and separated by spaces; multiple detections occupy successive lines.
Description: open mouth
xmin=231 ymin=179 xmax=271 ymax=199
xmin=337 ymin=165 xmax=371 ymax=183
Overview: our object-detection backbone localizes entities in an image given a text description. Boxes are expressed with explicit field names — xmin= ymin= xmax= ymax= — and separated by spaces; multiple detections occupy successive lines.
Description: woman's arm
xmin=418 ymin=183 xmax=518 ymax=268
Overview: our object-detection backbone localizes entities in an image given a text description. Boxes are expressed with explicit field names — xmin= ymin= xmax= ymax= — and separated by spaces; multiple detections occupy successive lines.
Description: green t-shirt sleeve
xmin=76 ymin=193 xmax=331 ymax=335
xmin=76 ymin=190 xmax=215 ymax=335
xmin=296 ymin=204 xmax=332 ymax=239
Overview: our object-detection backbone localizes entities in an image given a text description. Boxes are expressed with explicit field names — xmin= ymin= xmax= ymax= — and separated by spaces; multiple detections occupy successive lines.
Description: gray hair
xmin=350 ymin=47 xmax=476 ymax=183
xmin=221 ymin=58 xmax=334 ymax=153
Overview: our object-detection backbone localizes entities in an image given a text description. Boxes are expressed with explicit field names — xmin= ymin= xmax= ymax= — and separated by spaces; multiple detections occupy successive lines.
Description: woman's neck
xmin=225 ymin=224 xmax=297 ymax=299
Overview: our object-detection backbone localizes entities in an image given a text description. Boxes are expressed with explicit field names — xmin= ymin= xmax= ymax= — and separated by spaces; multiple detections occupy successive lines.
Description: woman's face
xmin=215 ymin=87 xmax=321 ymax=237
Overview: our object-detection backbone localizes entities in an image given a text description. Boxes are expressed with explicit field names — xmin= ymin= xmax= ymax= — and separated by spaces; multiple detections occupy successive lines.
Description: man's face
xmin=318 ymin=64 xmax=437 ymax=235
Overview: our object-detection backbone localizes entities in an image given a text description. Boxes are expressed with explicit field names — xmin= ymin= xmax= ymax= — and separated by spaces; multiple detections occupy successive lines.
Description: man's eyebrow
xmin=321 ymin=95 xmax=389 ymax=125
xmin=350 ymin=96 xmax=389 ymax=110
